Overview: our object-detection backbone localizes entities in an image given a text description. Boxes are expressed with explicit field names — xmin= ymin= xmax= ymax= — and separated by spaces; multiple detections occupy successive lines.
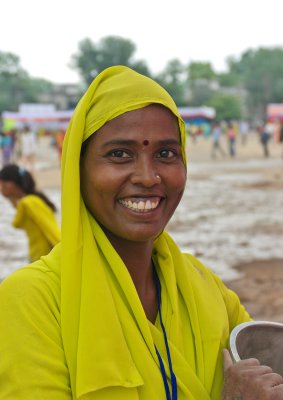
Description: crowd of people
xmin=1 ymin=117 xmax=282 ymax=172
xmin=188 ymin=118 xmax=283 ymax=159
xmin=0 ymin=125 xmax=37 ymax=171
xmin=0 ymin=125 xmax=65 ymax=171
xmin=0 ymin=65 xmax=283 ymax=399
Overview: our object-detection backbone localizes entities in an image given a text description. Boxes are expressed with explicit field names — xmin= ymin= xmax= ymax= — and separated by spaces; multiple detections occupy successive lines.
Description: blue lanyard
xmin=153 ymin=267 xmax=178 ymax=400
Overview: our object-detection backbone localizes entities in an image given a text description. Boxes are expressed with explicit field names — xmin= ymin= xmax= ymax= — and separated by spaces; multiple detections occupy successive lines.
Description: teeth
xmin=119 ymin=199 xmax=159 ymax=212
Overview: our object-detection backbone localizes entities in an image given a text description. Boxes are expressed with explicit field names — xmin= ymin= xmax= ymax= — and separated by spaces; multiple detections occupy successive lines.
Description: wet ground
xmin=0 ymin=134 xmax=282 ymax=284
xmin=168 ymin=156 xmax=283 ymax=280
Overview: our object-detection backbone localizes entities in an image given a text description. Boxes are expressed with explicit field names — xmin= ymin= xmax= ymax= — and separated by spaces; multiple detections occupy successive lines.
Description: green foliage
xmin=187 ymin=62 xmax=216 ymax=81
xmin=156 ymin=59 xmax=186 ymax=106
xmin=0 ymin=52 xmax=22 ymax=74
xmin=0 ymin=51 xmax=54 ymax=113
xmin=185 ymin=61 xmax=217 ymax=106
xmin=189 ymin=84 xmax=214 ymax=107
xmin=227 ymin=47 xmax=283 ymax=117
xmin=217 ymin=71 xmax=239 ymax=87
xmin=206 ymin=94 xmax=242 ymax=121
xmin=70 ymin=36 xmax=151 ymax=85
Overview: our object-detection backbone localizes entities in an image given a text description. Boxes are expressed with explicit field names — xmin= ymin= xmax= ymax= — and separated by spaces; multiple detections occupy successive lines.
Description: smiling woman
xmin=0 ymin=66 xmax=282 ymax=400
xmin=80 ymin=104 xmax=186 ymax=244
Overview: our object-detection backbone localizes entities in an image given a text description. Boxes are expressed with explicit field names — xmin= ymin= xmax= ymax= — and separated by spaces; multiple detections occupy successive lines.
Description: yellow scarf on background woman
xmin=13 ymin=194 xmax=61 ymax=261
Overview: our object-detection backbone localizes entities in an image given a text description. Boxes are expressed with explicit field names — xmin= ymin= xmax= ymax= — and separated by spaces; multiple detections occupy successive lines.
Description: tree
xmin=0 ymin=51 xmax=53 ymax=113
xmin=187 ymin=62 xmax=216 ymax=81
xmin=0 ymin=52 xmax=22 ymax=74
xmin=217 ymin=71 xmax=240 ymax=87
xmin=156 ymin=59 xmax=186 ymax=106
xmin=186 ymin=62 xmax=217 ymax=106
xmin=227 ymin=47 xmax=283 ymax=118
xmin=206 ymin=94 xmax=242 ymax=121
xmin=70 ymin=36 xmax=151 ymax=85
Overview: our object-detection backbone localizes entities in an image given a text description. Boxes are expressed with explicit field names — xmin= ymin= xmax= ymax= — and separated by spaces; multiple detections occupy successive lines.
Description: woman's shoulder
xmin=181 ymin=252 xmax=225 ymax=286
xmin=182 ymin=252 xmax=212 ymax=274
xmin=19 ymin=194 xmax=46 ymax=206
xmin=17 ymin=194 xmax=54 ymax=216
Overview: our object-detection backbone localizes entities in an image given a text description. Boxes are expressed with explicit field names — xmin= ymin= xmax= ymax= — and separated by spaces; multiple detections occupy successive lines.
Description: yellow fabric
xmin=0 ymin=66 xmax=251 ymax=399
xmin=13 ymin=194 xmax=61 ymax=261
xmin=0 ymin=242 xmax=250 ymax=399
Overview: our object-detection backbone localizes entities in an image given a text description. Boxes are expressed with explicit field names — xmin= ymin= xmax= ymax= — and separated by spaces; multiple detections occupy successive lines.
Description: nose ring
xmin=155 ymin=174 xmax=161 ymax=181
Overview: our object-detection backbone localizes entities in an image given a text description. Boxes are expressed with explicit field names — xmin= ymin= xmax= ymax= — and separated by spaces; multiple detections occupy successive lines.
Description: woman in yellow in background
xmin=0 ymin=66 xmax=283 ymax=400
xmin=0 ymin=163 xmax=60 ymax=262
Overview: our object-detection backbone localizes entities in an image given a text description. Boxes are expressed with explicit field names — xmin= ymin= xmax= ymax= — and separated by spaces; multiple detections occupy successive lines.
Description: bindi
xmin=143 ymin=139 xmax=149 ymax=146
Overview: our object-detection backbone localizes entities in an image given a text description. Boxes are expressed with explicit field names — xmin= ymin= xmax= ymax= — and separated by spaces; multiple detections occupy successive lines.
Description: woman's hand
xmin=222 ymin=349 xmax=283 ymax=399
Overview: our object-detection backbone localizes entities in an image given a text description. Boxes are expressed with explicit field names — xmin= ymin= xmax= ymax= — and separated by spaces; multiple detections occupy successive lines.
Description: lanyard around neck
xmin=153 ymin=267 xmax=178 ymax=400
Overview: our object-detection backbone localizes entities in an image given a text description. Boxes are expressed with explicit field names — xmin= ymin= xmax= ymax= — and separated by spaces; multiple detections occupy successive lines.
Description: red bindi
xmin=143 ymin=140 xmax=149 ymax=146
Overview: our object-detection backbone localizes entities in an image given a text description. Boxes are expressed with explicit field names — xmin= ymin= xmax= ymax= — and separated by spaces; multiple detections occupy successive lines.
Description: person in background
xmin=55 ymin=128 xmax=65 ymax=164
xmin=1 ymin=131 xmax=15 ymax=166
xmin=0 ymin=66 xmax=283 ymax=400
xmin=20 ymin=125 xmax=37 ymax=172
xmin=0 ymin=163 xmax=60 ymax=262
xmin=239 ymin=120 xmax=250 ymax=145
xmin=227 ymin=121 xmax=237 ymax=157
xmin=260 ymin=120 xmax=274 ymax=157
xmin=0 ymin=130 xmax=4 ymax=165
xmin=211 ymin=121 xmax=226 ymax=159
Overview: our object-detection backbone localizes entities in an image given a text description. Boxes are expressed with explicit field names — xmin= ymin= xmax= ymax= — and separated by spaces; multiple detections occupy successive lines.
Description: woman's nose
xmin=130 ymin=158 xmax=161 ymax=187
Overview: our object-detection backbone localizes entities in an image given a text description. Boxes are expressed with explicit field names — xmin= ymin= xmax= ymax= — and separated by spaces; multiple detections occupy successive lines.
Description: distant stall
xmin=178 ymin=106 xmax=215 ymax=124
xmin=2 ymin=103 xmax=217 ymax=137
xmin=1 ymin=103 xmax=73 ymax=133
xmin=266 ymin=103 xmax=283 ymax=123
xmin=178 ymin=106 xmax=216 ymax=138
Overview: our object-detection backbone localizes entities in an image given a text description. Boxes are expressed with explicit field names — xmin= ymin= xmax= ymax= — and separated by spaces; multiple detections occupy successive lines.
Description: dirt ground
xmin=224 ymin=259 xmax=283 ymax=322
xmin=33 ymin=133 xmax=283 ymax=322
xmin=190 ymin=135 xmax=283 ymax=321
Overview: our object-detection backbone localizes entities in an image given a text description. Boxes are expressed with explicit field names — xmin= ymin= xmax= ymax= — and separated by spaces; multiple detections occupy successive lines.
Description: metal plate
xmin=230 ymin=321 xmax=283 ymax=375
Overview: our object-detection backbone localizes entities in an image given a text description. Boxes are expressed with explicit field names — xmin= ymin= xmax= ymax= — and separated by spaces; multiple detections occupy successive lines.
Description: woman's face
xmin=80 ymin=104 xmax=187 ymax=244
xmin=0 ymin=180 xmax=17 ymax=199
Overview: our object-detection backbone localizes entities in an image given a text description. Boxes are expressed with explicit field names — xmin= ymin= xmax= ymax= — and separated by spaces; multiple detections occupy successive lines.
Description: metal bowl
xmin=230 ymin=321 xmax=283 ymax=375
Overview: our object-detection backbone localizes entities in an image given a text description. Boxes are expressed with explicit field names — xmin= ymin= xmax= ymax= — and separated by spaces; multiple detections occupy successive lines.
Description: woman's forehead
xmin=81 ymin=103 xmax=184 ymax=160
xmin=95 ymin=105 xmax=179 ymax=135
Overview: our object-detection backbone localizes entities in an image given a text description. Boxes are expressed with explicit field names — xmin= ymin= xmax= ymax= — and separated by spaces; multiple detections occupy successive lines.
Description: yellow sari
xmin=13 ymin=194 xmax=61 ymax=261
xmin=0 ymin=66 xmax=250 ymax=399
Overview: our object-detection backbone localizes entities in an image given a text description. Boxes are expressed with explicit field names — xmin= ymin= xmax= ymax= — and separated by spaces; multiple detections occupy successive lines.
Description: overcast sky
xmin=1 ymin=0 xmax=282 ymax=83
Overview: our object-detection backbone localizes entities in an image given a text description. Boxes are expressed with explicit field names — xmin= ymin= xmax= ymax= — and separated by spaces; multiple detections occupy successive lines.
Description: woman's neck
xmin=104 ymin=233 xmax=158 ymax=322
xmin=111 ymin=238 xmax=154 ymax=287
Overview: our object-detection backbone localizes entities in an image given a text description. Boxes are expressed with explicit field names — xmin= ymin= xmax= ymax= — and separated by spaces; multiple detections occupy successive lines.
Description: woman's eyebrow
xmin=158 ymin=139 xmax=181 ymax=146
xmin=101 ymin=139 xmax=137 ymax=148
xmin=101 ymin=138 xmax=181 ymax=148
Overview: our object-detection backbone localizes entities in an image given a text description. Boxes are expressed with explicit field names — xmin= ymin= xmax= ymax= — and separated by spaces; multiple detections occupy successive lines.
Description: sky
xmin=1 ymin=0 xmax=283 ymax=84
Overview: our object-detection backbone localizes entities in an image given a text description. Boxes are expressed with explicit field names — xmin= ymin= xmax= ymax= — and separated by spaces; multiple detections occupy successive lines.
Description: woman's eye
xmin=109 ymin=150 xmax=131 ymax=158
xmin=157 ymin=149 xmax=175 ymax=158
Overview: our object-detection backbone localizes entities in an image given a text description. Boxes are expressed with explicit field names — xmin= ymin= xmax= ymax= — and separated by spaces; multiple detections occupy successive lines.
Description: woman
xmin=19 ymin=125 xmax=37 ymax=172
xmin=0 ymin=164 xmax=60 ymax=262
xmin=227 ymin=121 xmax=237 ymax=157
xmin=0 ymin=66 xmax=282 ymax=399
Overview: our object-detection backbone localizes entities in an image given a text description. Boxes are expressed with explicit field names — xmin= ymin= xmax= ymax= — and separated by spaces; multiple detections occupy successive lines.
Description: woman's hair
xmin=0 ymin=164 xmax=57 ymax=212
xmin=80 ymin=134 xmax=93 ymax=159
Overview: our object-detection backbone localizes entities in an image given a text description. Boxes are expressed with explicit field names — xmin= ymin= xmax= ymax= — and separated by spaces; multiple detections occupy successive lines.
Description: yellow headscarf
xmin=60 ymin=66 xmax=188 ymax=398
